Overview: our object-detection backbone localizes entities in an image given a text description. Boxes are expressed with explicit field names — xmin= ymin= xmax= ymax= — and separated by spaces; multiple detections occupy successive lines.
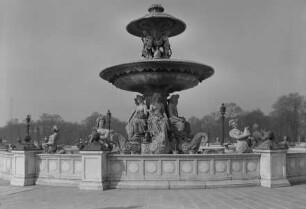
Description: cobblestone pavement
xmin=0 ymin=181 xmax=306 ymax=209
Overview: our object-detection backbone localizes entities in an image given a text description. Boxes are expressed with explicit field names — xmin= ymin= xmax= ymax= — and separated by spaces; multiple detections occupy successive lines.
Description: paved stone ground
xmin=1 ymin=180 xmax=306 ymax=209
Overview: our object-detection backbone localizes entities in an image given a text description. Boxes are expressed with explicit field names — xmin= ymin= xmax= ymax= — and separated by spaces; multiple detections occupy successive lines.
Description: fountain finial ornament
xmin=148 ymin=4 xmax=164 ymax=13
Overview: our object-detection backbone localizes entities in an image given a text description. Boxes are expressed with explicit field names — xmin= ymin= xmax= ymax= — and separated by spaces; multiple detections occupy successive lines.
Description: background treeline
xmin=1 ymin=92 xmax=305 ymax=145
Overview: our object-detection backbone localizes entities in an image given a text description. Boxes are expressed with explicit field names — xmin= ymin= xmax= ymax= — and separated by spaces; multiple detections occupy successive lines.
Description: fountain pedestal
xmin=79 ymin=151 xmax=108 ymax=190
xmin=10 ymin=150 xmax=42 ymax=186
xmin=254 ymin=149 xmax=290 ymax=188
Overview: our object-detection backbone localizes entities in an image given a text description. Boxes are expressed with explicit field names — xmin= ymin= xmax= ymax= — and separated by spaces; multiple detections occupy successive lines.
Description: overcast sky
xmin=0 ymin=0 xmax=305 ymax=126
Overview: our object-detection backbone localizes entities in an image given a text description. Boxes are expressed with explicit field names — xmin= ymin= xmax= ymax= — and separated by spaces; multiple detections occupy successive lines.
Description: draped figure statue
xmin=126 ymin=95 xmax=148 ymax=143
xmin=148 ymin=93 xmax=170 ymax=153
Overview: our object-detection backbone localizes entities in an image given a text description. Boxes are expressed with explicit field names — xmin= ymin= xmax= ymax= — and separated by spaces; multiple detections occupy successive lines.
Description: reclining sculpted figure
xmin=84 ymin=115 xmax=113 ymax=151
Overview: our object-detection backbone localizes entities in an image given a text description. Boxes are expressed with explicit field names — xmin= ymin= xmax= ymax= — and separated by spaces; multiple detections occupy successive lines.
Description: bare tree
xmin=271 ymin=93 xmax=306 ymax=141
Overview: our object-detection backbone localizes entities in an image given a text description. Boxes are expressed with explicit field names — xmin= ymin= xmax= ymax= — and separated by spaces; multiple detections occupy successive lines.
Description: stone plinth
xmin=107 ymin=153 xmax=261 ymax=189
xmin=254 ymin=149 xmax=290 ymax=188
xmin=79 ymin=151 xmax=108 ymax=190
xmin=10 ymin=150 xmax=42 ymax=186
xmin=286 ymin=152 xmax=306 ymax=184
xmin=35 ymin=154 xmax=82 ymax=187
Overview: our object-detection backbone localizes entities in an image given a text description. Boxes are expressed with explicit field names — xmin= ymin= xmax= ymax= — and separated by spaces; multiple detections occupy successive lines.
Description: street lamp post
xmin=107 ymin=110 xmax=112 ymax=141
xmin=26 ymin=115 xmax=31 ymax=135
xmin=24 ymin=114 xmax=32 ymax=143
xmin=220 ymin=104 xmax=226 ymax=145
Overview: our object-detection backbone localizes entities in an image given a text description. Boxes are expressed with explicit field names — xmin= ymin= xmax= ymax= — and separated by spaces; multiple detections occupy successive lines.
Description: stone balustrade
xmin=107 ymin=153 xmax=261 ymax=189
xmin=0 ymin=150 xmax=306 ymax=189
xmin=0 ymin=151 xmax=13 ymax=180
xmin=35 ymin=154 xmax=82 ymax=187
xmin=287 ymin=152 xmax=306 ymax=184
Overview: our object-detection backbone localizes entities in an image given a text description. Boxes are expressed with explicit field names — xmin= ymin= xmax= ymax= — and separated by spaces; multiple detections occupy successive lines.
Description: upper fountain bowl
xmin=126 ymin=4 xmax=186 ymax=38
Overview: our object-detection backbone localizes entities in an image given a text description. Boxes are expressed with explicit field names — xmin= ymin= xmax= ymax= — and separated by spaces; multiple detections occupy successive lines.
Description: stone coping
xmin=253 ymin=149 xmax=288 ymax=153
xmin=79 ymin=151 xmax=109 ymax=155
xmin=0 ymin=151 xmax=13 ymax=155
xmin=37 ymin=153 xmax=82 ymax=157
xmin=11 ymin=150 xmax=42 ymax=154
xmin=108 ymin=153 xmax=260 ymax=158
xmin=288 ymin=148 xmax=306 ymax=153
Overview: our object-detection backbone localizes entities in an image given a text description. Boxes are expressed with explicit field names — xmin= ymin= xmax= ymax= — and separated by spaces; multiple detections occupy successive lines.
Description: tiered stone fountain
xmin=100 ymin=4 xmax=213 ymax=154
xmin=0 ymin=5 xmax=300 ymax=190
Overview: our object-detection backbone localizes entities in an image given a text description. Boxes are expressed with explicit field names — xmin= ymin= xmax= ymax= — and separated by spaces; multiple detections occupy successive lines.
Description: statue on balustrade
xmin=148 ymin=93 xmax=171 ymax=154
xmin=167 ymin=94 xmax=206 ymax=154
xmin=229 ymin=119 xmax=252 ymax=153
xmin=254 ymin=131 xmax=288 ymax=150
xmin=251 ymin=123 xmax=265 ymax=148
xmin=44 ymin=126 xmax=59 ymax=154
xmin=84 ymin=115 xmax=113 ymax=151
xmin=0 ymin=137 xmax=8 ymax=151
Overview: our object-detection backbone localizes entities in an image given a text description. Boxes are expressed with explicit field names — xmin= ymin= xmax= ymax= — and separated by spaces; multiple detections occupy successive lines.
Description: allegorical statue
xmin=167 ymin=94 xmax=206 ymax=154
xmin=229 ymin=119 xmax=252 ymax=153
xmin=251 ymin=123 xmax=265 ymax=147
xmin=254 ymin=131 xmax=288 ymax=150
xmin=126 ymin=95 xmax=148 ymax=143
xmin=167 ymin=94 xmax=191 ymax=140
xmin=44 ymin=126 xmax=59 ymax=154
xmin=162 ymin=36 xmax=172 ymax=58
xmin=141 ymin=31 xmax=154 ymax=59
xmin=153 ymin=36 xmax=164 ymax=59
xmin=141 ymin=30 xmax=172 ymax=59
xmin=85 ymin=115 xmax=113 ymax=151
xmin=0 ymin=137 xmax=8 ymax=151
xmin=148 ymin=93 xmax=170 ymax=153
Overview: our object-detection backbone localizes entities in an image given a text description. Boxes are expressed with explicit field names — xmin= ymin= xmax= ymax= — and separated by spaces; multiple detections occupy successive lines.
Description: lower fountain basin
xmin=100 ymin=59 xmax=214 ymax=94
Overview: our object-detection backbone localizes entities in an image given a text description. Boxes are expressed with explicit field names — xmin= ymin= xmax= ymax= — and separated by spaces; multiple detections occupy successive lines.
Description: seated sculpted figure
xmin=153 ymin=36 xmax=164 ymax=59
xmin=254 ymin=131 xmax=288 ymax=150
xmin=162 ymin=36 xmax=172 ymax=58
xmin=229 ymin=119 xmax=252 ymax=153
xmin=87 ymin=115 xmax=113 ymax=151
xmin=167 ymin=94 xmax=191 ymax=140
xmin=126 ymin=95 xmax=148 ymax=142
xmin=141 ymin=31 xmax=153 ymax=59
xmin=148 ymin=93 xmax=170 ymax=153
xmin=44 ymin=126 xmax=59 ymax=154
xmin=251 ymin=123 xmax=265 ymax=147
